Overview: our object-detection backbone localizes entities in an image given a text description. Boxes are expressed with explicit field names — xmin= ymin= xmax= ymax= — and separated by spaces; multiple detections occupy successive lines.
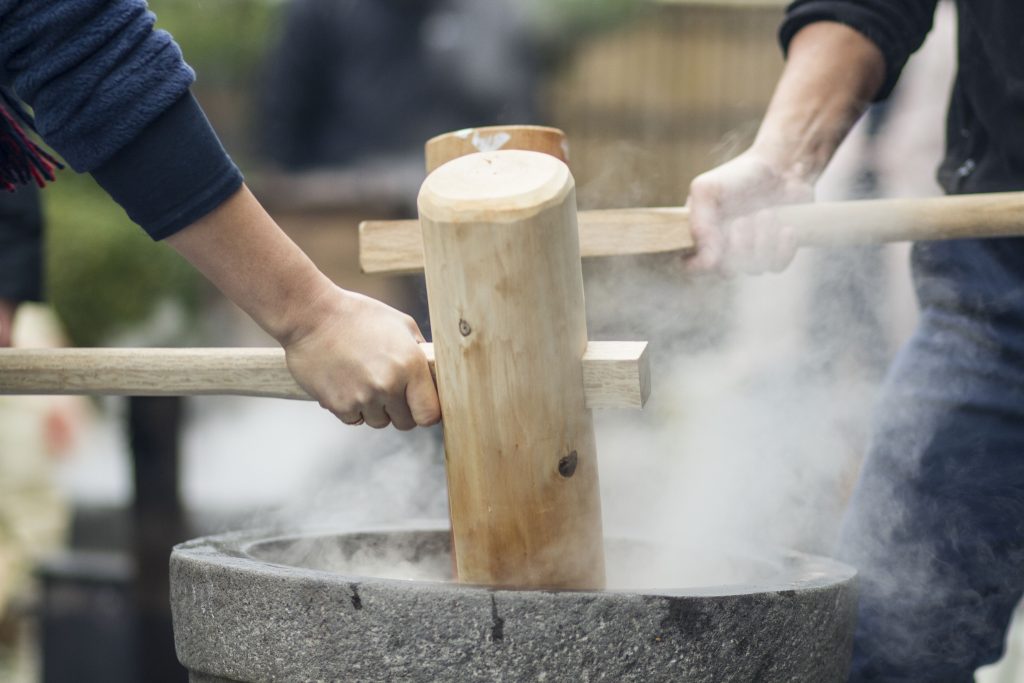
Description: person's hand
xmin=282 ymin=286 xmax=441 ymax=430
xmin=0 ymin=298 xmax=15 ymax=347
xmin=685 ymin=150 xmax=814 ymax=275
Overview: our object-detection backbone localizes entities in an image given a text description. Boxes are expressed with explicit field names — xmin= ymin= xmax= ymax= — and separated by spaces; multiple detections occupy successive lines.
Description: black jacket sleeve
xmin=0 ymin=184 xmax=43 ymax=302
xmin=780 ymin=0 xmax=940 ymax=100
xmin=91 ymin=92 xmax=243 ymax=241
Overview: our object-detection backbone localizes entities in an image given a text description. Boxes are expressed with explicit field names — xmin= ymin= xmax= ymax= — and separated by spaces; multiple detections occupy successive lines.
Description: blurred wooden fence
xmin=546 ymin=0 xmax=787 ymax=208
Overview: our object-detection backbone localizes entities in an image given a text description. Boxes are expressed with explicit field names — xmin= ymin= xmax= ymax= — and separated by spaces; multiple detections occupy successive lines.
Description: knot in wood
xmin=558 ymin=450 xmax=578 ymax=478
xmin=458 ymin=319 xmax=472 ymax=337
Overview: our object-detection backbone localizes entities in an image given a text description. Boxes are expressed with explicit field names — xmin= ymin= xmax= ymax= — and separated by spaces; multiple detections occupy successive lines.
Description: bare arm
xmin=753 ymin=22 xmax=885 ymax=179
xmin=686 ymin=22 xmax=885 ymax=273
xmin=167 ymin=185 xmax=441 ymax=430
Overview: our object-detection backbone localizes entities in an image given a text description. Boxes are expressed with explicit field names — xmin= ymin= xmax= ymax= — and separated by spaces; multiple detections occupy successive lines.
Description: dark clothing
xmin=839 ymin=239 xmax=1024 ymax=681
xmin=781 ymin=1 xmax=1024 ymax=196
xmin=260 ymin=0 xmax=536 ymax=169
xmin=92 ymin=93 xmax=242 ymax=240
xmin=780 ymin=1 xmax=1024 ymax=680
xmin=0 ymin=183 xmax=42 ymax=302
xmin=0 ymin=0 xmax=242 ymax=239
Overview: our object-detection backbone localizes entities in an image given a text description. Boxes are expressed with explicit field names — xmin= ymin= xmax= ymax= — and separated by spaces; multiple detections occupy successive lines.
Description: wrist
xmin=166 ymin=185 xmax=348 ymax=347
xmin=271 ymin=279 xmax=351 ymax=348
xmin=738 ymin=146 xmax=818 ymax=193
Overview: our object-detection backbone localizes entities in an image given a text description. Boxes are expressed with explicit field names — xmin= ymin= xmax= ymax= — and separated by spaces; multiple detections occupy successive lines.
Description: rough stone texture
xmin=171 ymin=528 xmax=857 ymax=682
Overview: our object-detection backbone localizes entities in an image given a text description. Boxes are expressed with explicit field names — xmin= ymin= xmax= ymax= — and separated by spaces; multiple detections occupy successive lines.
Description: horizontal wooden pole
xmin=0 ymin=342 xmax=649 ymax=409
xmin=359 ymin=208 xmax=693 ymax=275
xmin=360 ymin=191 xmax=1024 ymax=275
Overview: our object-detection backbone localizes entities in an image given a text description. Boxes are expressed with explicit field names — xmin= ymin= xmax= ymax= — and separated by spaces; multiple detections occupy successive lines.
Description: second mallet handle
xmin=776 ymin=191 xmax=1024 ymax=247
xmin=358 ymin=191 xmax=1024 ymax=274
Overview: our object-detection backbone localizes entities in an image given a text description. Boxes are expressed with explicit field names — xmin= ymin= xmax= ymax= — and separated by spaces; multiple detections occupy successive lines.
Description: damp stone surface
xmin=170 ymin=526 xmax=857 ymax=682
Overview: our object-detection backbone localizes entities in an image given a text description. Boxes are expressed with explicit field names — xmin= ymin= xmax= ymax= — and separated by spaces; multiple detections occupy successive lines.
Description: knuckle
xmin=334 ymin=401 xmax=359 ymax=415
xmin=415 ymin=405 xmax=442 ymax=426
xmin=689 ymin=174 xmax=712 ymax=193
xmin=392 ymin=417 xmax=416 ymax=432
xmin=371 ymin=374 xmax=400 ymax=397
xmin=347 ymin=392 xmax=371 ymax=410
xmin=402 ymin=354 xmax=425 ymax=375
xmin=690 ymin=176 xmax=722 ymax=203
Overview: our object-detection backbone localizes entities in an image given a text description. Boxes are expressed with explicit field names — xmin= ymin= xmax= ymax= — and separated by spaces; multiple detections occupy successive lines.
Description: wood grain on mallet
xmin=0 ymin=343 xmax=648 ymax=409
xmin=583 ymin=341 xmax=649 ymax=409
xmin=419 ymin=149 xmax=605 ymax=589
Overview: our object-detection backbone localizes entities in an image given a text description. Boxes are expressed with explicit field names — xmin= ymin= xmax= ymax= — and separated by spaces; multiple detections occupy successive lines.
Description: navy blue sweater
xmin=0 ymin=0 xmax=242 ymax=240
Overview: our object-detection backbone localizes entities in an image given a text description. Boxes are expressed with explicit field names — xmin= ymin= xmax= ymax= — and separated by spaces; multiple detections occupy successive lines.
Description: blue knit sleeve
xmin=0 ymin=0 xmax=243 ymax=240
xmin=779 ymin=0 xmax=940 ymax=100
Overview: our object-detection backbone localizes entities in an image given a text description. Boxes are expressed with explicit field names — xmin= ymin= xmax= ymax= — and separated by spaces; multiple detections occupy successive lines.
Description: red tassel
xmin=0 ymin=94 xmax=63 ymax=192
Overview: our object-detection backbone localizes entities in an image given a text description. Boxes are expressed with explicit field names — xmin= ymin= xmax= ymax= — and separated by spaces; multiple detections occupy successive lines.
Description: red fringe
xmin=0 ymin=100 xmax=63 ymax=192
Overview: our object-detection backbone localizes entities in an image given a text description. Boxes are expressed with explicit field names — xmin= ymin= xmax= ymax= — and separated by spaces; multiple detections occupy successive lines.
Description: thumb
xmin=407 ymin=349 xmax=441 ymax=426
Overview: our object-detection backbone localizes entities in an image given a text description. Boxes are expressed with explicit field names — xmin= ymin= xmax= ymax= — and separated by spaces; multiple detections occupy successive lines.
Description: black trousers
xmin=0 ymin=182 xmax=43 ymax=303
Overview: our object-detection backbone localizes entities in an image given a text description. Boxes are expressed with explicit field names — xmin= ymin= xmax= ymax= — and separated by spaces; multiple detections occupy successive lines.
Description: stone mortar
xmin=171 ymin=526 xmax=857 ymax=682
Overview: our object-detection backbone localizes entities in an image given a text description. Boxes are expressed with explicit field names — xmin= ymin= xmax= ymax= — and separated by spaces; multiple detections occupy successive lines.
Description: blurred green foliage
xmin=148 ymin=0 xmax=280 ymax=85
xmin=530 ymin=0 xmax=643 ymax=68
xmin=44 ymin=173 xmax=201 ymax=347
xmin=536 ymin=0 xmax=641 ymax=30
xmin=533 ymin=0 xmax=642 ymax=41
xmin=44 ymin=0 xmax=280 ymax=346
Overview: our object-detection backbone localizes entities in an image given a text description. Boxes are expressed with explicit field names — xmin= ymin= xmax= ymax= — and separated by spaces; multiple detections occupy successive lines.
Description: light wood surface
xmin=0 ymin=343 xmax=647 ymax=409
xmin=582 ymin=341 xmax=650 ymax=409
xmin=425 ymin=125 xmax=568 ymax=174
xmin=775 ymin=192 xmax=1024 ymax=246
xmin=419 ymin=150 xmax=605 ymax=589
xmin=360 ymin=191 xmax=1024 ymax=275
xmin=359 ymin=207 xmax=693 ymax=274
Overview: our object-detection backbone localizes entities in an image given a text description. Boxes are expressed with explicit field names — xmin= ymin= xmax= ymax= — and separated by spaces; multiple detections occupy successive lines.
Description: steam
xmin=237 ymin=130 xmax=916 ymax=593
xmin=591 ymin=252 xmax=898 ymax=587
xmin=223 ymin=0 xmax=963 ymax=606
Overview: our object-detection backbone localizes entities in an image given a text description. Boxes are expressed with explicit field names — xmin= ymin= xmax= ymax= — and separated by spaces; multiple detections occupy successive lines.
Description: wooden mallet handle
xmin=0 ymin=343 xmax=649 ymax=409
xmin=777 ymin=191 xmax=1024 ymax=246
xmin=359 ymin=192 xmax=1024 ymax=275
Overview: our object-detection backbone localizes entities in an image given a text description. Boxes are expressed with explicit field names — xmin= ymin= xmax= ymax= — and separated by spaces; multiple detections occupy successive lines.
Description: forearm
xmin=165 ymin=185 xmax=336 ymax=345
xmin=751 ymin=21 xmax=886 ymax=182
